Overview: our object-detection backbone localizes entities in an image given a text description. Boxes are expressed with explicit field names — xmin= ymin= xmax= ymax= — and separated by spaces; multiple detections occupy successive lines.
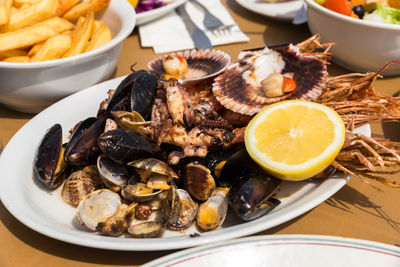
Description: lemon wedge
xmin=245 ymin=100 xmax=345 ymax=181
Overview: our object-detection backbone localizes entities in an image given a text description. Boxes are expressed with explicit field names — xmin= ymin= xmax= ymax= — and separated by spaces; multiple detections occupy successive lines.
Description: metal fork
xmin=190 ymin=0 xmax=224 ymax=30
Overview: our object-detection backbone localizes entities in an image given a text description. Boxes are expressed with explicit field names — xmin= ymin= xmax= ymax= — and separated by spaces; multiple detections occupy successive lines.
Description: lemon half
xmin=245 ymin=100 xmax=345 ymax=181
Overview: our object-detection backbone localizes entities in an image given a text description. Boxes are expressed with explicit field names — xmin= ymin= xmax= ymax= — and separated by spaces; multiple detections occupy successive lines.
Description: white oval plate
xmin=143 ymin=234 xmax=400 ymax=266
xmin=0 ymin=76 xmax=370 ymax=251
xmin=136 ymin=0 xmax=187 ymax=25
xmin=234 ymin=0 xmax=303 ymax=21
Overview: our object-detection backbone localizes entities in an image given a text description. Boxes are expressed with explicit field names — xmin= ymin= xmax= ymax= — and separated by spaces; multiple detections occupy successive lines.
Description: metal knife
xmin=176 ymin=4 xmax=213 ymax=50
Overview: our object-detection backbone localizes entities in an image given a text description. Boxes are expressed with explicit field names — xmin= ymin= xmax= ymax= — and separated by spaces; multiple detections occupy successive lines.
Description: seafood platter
xmin=0 ymin=35 xmax=399 ymax=250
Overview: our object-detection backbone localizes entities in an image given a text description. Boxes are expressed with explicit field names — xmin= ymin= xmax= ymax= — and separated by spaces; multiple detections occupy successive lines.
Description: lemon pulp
xmin=245 ymin=100 xmax=345 ymax=181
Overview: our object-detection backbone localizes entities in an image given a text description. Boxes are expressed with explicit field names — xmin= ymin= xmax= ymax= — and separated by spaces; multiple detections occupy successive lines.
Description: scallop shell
xmin=212 ymin=45 xmax=328 ymax=116
xmin=148 ymin=49 xmax=231 ymax=87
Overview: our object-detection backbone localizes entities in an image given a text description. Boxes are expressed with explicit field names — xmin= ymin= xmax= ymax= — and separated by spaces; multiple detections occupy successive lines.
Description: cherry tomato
xmin=323 ymin=0 xmax=353 ymax=16
xmin=351 ymin=0 xmax=365 ymax=6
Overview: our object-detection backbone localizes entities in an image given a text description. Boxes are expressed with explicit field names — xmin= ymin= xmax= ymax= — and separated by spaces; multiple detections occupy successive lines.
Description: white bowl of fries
xmin=0 ymin=0 xmax=136 ymax=113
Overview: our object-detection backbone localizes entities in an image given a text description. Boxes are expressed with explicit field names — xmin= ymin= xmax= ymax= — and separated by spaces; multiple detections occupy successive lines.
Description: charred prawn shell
xmin=34 ymin=124 xmax=69 ymax=189
xmin=64 ymin=117 xmax=106 ymax=166
xmin=228 ymin=174 xmax=281 ymax=221
xmin=98 ymin=129 xmax=160 ymax=163
xmin=106 ymin=70 xmax=158 ymax=121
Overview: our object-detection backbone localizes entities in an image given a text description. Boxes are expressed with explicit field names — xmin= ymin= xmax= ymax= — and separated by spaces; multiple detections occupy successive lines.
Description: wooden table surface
xmin=1 ymin=1 xmax=400 ymax=266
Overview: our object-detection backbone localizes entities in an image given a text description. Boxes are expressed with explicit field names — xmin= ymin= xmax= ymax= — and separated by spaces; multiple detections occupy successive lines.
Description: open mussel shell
xmin=105 ymin=70 xmax=158 ymax=121
xmin=33 ymin=123 xmax=68 ymax=190
xmin=216 ymin=148 xmax=264 ymax=187
xmin=228 ymin=174 xmax=281 ymax=221
xmin=97 ymin=154 xmax=128 ymax=192
xmin=98 ymin=129 xmax=160 ymax=163
xmin=148 ymin=49 xmax=231 ymax=87
xmin=64 ymin=117 xmax=106 ymax=166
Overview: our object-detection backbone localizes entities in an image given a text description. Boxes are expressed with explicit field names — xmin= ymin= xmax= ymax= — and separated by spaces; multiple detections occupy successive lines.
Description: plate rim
xmin=142 ymin=234 xmax=400 ymax=267
xmin=0 ymin=76 xmax=361 ymax=251
xmin=234 ymin=0 xmax=303 ymax=21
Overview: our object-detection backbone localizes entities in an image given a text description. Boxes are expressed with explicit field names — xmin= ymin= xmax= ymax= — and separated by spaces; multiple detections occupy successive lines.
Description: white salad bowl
xmin=0 ymin=0 xmax=136 ymax=113
xmin=305 ymin=0 xmax=400 ymax=76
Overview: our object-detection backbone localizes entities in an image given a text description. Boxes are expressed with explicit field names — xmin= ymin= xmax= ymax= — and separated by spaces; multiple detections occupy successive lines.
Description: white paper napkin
xmin=139 ymin=0 xmax=249 ymax=53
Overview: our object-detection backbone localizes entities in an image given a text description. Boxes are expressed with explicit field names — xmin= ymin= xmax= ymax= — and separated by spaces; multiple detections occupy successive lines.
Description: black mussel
xmin=105 ymin=71 xmax=146 ymax=115
xmin=105 ymin=70 xmax=158 ymax=121
xmin=98 ymin=129 xmax=160 ymax=163
xmin=205 ymin=142 xmax=245 ymax=182
xmin=34 ymin=124 xmax=69 ymax=189
xmin=228 ymin=174 xmax=281 ymax=221
xmin=64 ymin=117 xmax=97 ymax=161
xmin=64 ymin=117 xmax=106 ymax=166
xmin=183 ymin=163 xmax=216 ymax=202
xmin=130 ymin=71 xmax=158 ymax=121
xmin=217 ymin=149 xmax=264 ymax=187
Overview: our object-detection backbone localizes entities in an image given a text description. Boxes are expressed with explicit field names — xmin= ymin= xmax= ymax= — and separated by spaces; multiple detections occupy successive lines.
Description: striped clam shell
xmin=148 ymin=49 xmax=231 ymax=86
xmin=212 ymin=45 xmax=328 ymax=116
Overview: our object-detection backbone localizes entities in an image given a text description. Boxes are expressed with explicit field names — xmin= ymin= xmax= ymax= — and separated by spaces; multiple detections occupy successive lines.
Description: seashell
xmin=121 ymin=182 xmax=162 ymax=203
xmin=197 ymin=187 xmax=229 ymax=232
xmin=111 ymin=110 xmax=152 ymax=136
xmin=183 ymin=163 xmax=216 ymax=201
xmin=96 ymin=154 xmax=128 ymax=192
xmin=61 ymin=170 xmax=97 ymax=207
xmin=76 ymin=189 xmax=121 ymax=231
xmin=148 ymin=49 xmax=231 ymax=87
xmin=33 ymin=123 xmax=69 ymax=190
xmin=97 ymin=202 xmax=137 ymax=237
xmin=164 ymin=187 xmax=198 ymax=231
xmin=128 ymin=210 xmax=165 ymax=238
xmin=212 ymin=44 xmax=328 ymax=116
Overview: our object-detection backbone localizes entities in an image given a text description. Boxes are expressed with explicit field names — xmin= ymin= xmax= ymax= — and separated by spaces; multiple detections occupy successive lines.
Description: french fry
xmin=13 ymin=0 xmax=40 ymax=8
xmin=0 ymin=0 xmax=12 ymax=25
xmin=31 ymin=34 xmax=71 ymax=61
xmin=27 ymin=42 xmax=43 ymax=57
xmin=63 ymin=0 xmax=109 ymax=21
xmin=63 ymin=10 xmax=94 ymax=57
xmin=93 ymin=19 xmax=103 ymax=31
xmin=20 ymin=4 xmax=32 ymax=9
xmin=0 ymin=17 xmax=74 ymax=52
xmin=3 ymin=56 xmax=30 ymax=62
xmin=57 ymin=0 xmax=81 ymax=16
xmin=11 ymin=6 xmax=18 ymax=14
xmin=0 ymin=48 xmax=28 ymax=59
xmin=0 ymin=0 xmax=60 ymax=33
xmin=85 ymin=20 xmax=110 ymax=52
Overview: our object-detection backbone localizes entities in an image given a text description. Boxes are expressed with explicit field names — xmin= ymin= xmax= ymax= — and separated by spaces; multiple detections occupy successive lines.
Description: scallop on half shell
xmin=148 ymin=49 xmax=231 ymax=87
